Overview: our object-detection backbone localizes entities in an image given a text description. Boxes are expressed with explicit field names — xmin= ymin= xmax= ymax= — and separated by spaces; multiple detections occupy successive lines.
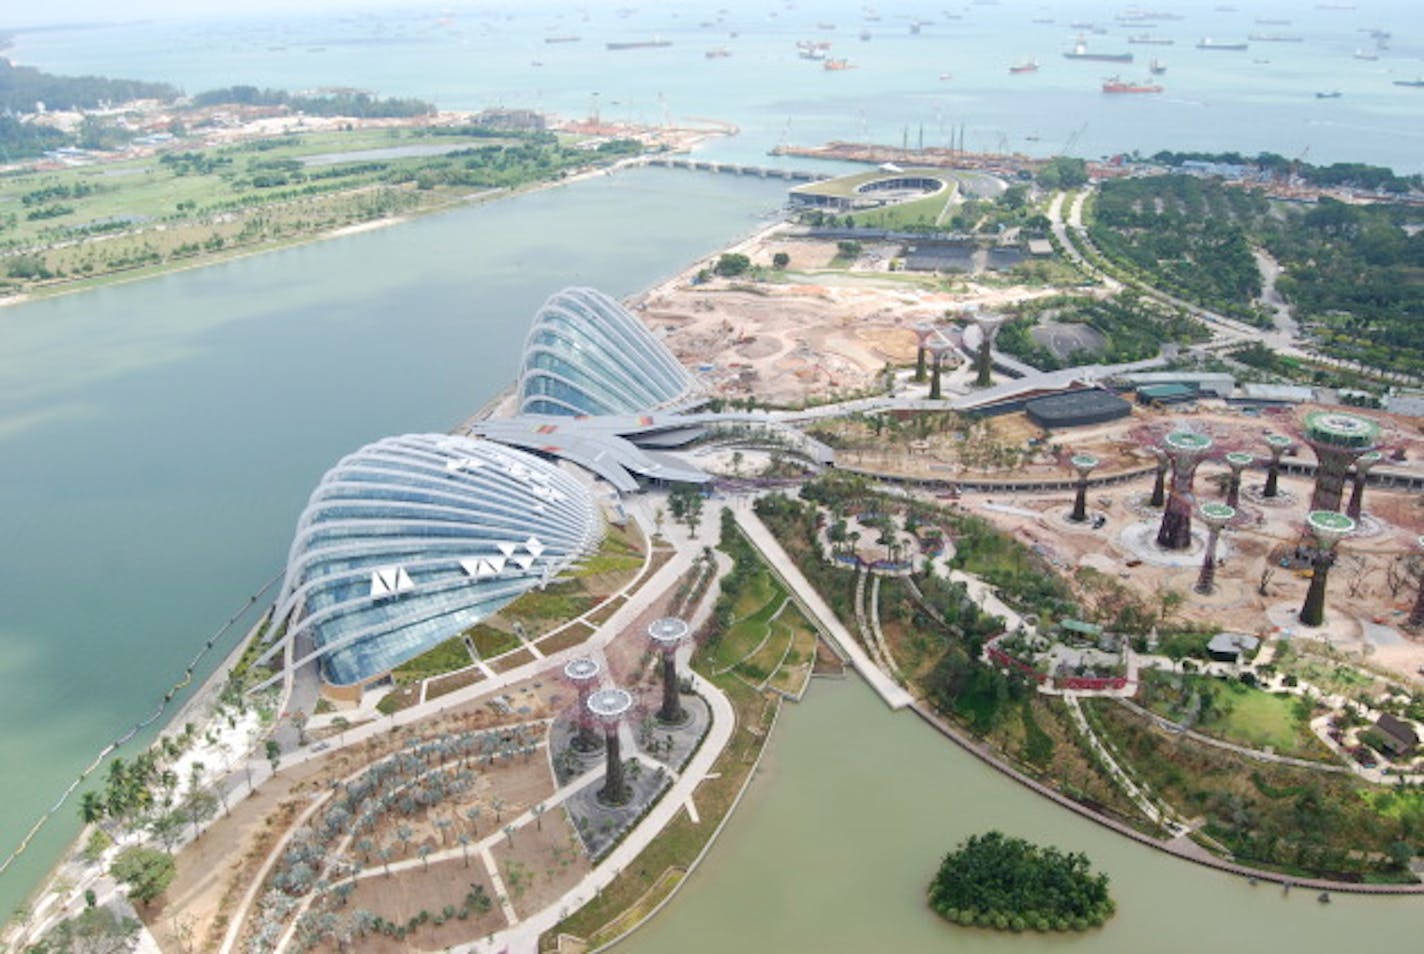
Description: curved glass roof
xmin=266 ymin=434 xmax=601 ymax=686
xmin=517 ymin=286 xmax=696 ymax=417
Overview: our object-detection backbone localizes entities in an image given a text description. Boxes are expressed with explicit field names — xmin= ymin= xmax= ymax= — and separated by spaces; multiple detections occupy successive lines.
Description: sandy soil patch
xmin=490 ymin=806 xmax=591 ymax=920
xmin=334 ymin=857 xmax=506 ymax=952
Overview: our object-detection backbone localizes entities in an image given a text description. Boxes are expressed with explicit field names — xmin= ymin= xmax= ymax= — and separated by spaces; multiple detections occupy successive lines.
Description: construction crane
xmin=1060 ymin=122 xmax=1088 ymax=157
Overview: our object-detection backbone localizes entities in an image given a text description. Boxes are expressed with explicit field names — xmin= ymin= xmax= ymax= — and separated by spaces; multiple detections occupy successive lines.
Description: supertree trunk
xmin=915 ymin=346 xmax=926 ymax=383
xmin=1263 ymin=460 xmax=1280 ymax=498
xmin=1309 ymin=453 xmax=1352 ymax=512
xmin=929 ymin=358 xmax=943 ymax=400
xmin=1299 ymin=554 xmax=1334 ymax=627
xmin=1227 ymin=472 xmax=1243 ymax=508
xmin=1410 ymin=581 xmax=1424 ymax=629
xmin=1346 ymin=474 xmax=1367 ymax=520
xmin=600 ymin=729 xmax=628 ymax=804
xmin=1071 ymin=480 xmax=1089 ymax=523
xmin=975 ymin=339 xmax=993 ymax=388
xmin=1156 ymin=493 xmax=1193 ymax=550
xmin=1195 ymin=529 xmax=1221 ymax=594
xmin=1150 ymin=466 xmax=1167 ymax=507
xmin=659 ymin=654 xmax=685 ymax=724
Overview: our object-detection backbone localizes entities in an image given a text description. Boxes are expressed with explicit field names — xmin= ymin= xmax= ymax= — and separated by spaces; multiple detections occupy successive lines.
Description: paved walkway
xmin=732 ymin=503 xmax=913 ymax=709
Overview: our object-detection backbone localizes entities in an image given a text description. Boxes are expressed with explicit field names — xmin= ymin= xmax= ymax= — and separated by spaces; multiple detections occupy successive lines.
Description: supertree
xmin=912 ymin=322 xmax=936 ymax=383
xmin=926 ymin=338 xmax=954 ymax=401
xmin=588 ymin=687 xmax=634 ymax=805
xmin=1261 ymin=433 xmax=1293 ymax=499
xmin=1223 ymin=452 xmax=1253 ymax=508
xmin=1069 ymin=454 xmax=1099 ymax=523
xmin=563 ymin=657 xmax=603 ymax=752
xmin=1149 ymin=446 xmax=1170 ymax=508
xmin=1298 ymin=511 xmax=1356 ymax=628
xmin=1303 ymin=411 xmax=1380 ymax=512
xmin=970 ymin=314 xmax=1005 ymax=388
xmin=1409 ymin=536 xmax=1424 ymax=630
xmin=648 ymin=617 xmax=691 ymax=724
xmin=1345 ymin=450 xmax=1383 ymax=520
xmin=1155 ymin=431 xmax=1213 ymax=550
xmin=1194 ymin=503 xmax=1236 ymax=595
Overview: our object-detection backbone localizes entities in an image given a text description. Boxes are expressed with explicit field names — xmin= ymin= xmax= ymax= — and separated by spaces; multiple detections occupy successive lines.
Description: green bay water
xmin=0 ymin=166 xmax=788 ymax=918
xmin=622 ymin=680 xmax=1419 ymax=954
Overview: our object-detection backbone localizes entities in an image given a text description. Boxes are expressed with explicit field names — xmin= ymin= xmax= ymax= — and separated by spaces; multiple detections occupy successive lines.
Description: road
xmin=1048 ymin=187 xmax=1424 ymax=386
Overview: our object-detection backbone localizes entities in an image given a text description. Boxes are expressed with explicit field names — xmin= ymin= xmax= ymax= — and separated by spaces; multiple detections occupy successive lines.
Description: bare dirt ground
xmin=333 ymin=857 xmax=506 ymax=952
xmin=630 ymin=233 xmax=1069 ymax=406
xmin=152 ymin=758 xmax=332 ymax=952
xmin=489 ymin=806 xmax=591 ymax=920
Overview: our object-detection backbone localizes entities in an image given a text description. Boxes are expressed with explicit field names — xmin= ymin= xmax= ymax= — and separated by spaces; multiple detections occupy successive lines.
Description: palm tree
xmin=503 ymin=824 xmax=515 ymax=846
xmin=465 ymin=806 xmax=481 ymax=836
xmin=396 ymin=824 xmax=413 ymax=855
xmin=79 ymin=791 xmax=105 ymax=828
xmin=435 ymin=817 xmax=453 ymax=847
xmin=457 ymin=834 xmax=472 ymax=868
xmin=532 ymin=804 xmax=546 ymax=832
xmin=418 ymin=844 xmax=432 ymax=871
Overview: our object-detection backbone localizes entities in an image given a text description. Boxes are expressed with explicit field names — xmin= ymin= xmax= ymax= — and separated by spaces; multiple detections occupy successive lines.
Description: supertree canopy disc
xmin=1199 ymin=502 xmax=1237 ymax=526
xmin=587 ymin=687 xmax=633 ymax=721
xmin=1304 ymin=412 xmax=1380 ymax=450
xmin=564 ymin=657 xmax=601 ymax=682
xmin=648 ymin=617 xmax=691 ymax=646
xmin=1306 ymin=510 xmax=1356 ymax=547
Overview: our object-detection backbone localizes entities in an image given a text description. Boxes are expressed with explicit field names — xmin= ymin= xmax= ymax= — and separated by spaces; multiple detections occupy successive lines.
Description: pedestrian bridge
xmin=639 ymin=156 xmax=830 ymax=181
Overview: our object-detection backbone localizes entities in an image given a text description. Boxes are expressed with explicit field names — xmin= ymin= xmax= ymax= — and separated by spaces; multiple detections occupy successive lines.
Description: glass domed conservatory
xmin=517 ymin=286 xmax=697 ymax=417
xmin=258 ymin=434 xmax=601 ymax=687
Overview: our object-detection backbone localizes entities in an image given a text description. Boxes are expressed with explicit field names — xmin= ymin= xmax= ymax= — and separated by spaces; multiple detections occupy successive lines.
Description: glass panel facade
xmin=517 ymin=287 xmax=695 ymax=416
xmin=267 ymin=434 xmax=601 ymax=686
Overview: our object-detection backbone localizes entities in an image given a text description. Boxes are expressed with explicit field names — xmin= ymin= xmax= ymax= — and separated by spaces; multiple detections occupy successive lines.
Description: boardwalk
xmin=733 ymin=503 xmax=914 ymax=710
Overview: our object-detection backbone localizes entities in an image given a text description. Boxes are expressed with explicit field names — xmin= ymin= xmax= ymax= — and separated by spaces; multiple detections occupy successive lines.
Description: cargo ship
xmin=544 ymin=34 xmax=581 ymax=43
xmin=1009 ymin=58 xmax=1039 ymax=73
xmin=1353 ymin=49 xmax=1379 ymax=61
xmin=1315 ymin=90 xmax=1342 ymax=98
xmin=1197 ymin=38 xmax=1248 ymax=50
xmin=1102 ymin=76 xmax=1163 ymax=93
xmin=1063 ymin=38 xmax=1134 ymax=63
xmin=1128 ymin=34 xmax=1174 ymax=45
xmin=1248 ymin=33 xmax=1304 ymax=42
xmin=705 ymin=47 xmax=731 ymax=58
xmin=824 ymin=58 xmax=854 ymax=70
xmin=606 ymin=37 xmax=672 ymax=50
xmin=1393 ymin=78 xmax=1424 ymax=87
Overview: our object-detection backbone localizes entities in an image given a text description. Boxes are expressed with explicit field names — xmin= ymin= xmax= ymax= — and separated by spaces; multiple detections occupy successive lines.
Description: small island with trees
xmin=928 ymin=831 xmax=1115 ymax=933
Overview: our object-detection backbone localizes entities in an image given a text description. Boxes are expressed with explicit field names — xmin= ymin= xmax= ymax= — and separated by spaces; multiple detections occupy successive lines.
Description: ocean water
xmin=7 ymin=0 xmax=1423 ymax=171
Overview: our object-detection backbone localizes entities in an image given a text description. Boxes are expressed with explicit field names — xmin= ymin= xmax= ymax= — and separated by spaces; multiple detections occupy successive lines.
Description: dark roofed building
xmin=1371 ymin=713 xmax=1419 ymax=757
xmin=1024 ymin=388 xmax=1132 ymax=429
xmin=1206 ymin=632 xmax=1260 ymax=663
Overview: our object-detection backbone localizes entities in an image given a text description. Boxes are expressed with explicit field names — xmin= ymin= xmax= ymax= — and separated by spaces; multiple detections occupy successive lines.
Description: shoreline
xmin=0 ymin=163 xmax=628 ymax=311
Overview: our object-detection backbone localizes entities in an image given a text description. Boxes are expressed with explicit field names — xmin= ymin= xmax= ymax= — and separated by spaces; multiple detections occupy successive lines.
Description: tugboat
xmin=1150 ymin=57 xmax=1166 ymax=74
xmin=824 ymin=57 xmax=854 ymax=70
xmin=1315 ymin=89 xmax=1342 ymax=98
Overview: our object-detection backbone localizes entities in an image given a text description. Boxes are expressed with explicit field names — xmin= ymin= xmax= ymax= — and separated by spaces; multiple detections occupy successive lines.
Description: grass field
xmin=0 ymin=125 xmax=638 ymax=295
xmin=1139 ymin=672 xmax=1329 ymax=760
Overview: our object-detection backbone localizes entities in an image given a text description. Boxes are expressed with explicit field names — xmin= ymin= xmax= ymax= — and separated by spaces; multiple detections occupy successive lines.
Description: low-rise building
xmin=1206 ymin=632 xmax=1260 ymax=663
